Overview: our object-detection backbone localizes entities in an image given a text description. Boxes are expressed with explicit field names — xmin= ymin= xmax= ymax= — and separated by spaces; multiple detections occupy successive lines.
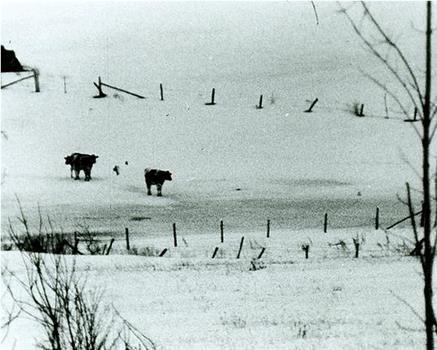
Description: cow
xmin=64 ymin=153 xmax=99 ymax=181
xmin=144 ymin=168 xmax=172 ymax=196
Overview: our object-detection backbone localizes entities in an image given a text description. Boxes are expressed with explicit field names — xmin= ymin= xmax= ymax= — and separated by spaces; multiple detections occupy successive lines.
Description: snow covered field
xmin=1 ymin=1 xmax=435 ymax=349
xmin=0 ymin=227 xmax=426 ymax=349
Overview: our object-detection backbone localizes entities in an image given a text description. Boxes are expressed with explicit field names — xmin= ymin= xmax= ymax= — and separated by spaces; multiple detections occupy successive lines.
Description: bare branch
xmin=340 ymin=3 xmax=422 ymax=115
xmin=360 ymin=2 xmax=424 ymax=107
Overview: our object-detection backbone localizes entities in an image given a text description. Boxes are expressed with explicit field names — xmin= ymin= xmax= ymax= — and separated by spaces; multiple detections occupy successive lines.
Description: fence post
xmin=63 ymin=76 xmax=67 ymax=94
xmin=160 ymin=83 xmax=164 ymax=101
xmin=324 ymin=213 xmax=328 ymax=233
xmin=159 ymin=248 xmax=168 ymax=257
xmin=304 ymin=98 xmax=318 ymax=113
xmin=375 ymin=207 xmax=380 ymax=230
xmin=93 ymin=76 xmax=107 ymax=98
xmin=353 ymin=238 xmax=360 ymax=258
xmin=236 ymin=236 xmax=245 ymax=259
xmin=106 ymin=238 xmax=115 ymax=255
xmin=33 ymin=69 xmax=40 ymax=93
xmin=220 ymin=220 xmax=224 ymax=243
xmin=302 ymin=245 xmax=310 ymax=259
xmin=267 ymin=219 xmax=270 ymax=238
xmin=256 ymin=95 xmax=263 ymax=109
xmin=73 ymin=231 xmax=79 ymax=254
xmin=205 ymin=88 xmax=216 ymax=105
xmin=173 ymin=223 xmax=178 ymax=247
xmin=125 ymin=228 xmax=130 ymax=250
xmin=257 ymin=247 xmax=266 ymax=259
xmin=212 ymin=247 xmax=219 ymax=259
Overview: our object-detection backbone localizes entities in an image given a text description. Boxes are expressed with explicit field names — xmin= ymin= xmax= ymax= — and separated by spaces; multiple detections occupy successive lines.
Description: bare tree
xmin=2 ymin=209 xmax=156 ymax=350
xmin=340 ymin=2 xmax=436 ymax=349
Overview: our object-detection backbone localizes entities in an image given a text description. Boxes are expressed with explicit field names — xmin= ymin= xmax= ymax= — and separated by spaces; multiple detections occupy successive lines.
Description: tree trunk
xmin=423 ymin=2 xmax=434 ymax=349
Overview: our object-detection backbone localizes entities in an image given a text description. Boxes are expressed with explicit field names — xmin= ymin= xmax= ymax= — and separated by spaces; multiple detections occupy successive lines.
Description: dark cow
xmin=64 ymin=153 xmax=99 ymax=181
xmin=144 ymin=168 xmax=172 ymax=196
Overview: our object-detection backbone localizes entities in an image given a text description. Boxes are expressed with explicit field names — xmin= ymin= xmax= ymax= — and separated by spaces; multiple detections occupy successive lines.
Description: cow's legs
xmin=146 ymin=182 xmax=152 ymax=195
xmin=157 ymin=184 xmax=162 ymax=197
xmin=70 ymin=166 xmax=74 ymax=178
xmin=84 ymin=167 xmax=92 ymax=181
xmin=74 ymin=168 xmax=80 ymax=180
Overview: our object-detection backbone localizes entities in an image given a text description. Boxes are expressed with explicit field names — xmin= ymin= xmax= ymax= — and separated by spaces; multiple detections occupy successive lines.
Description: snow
xmin=1 ymin=1 xmax=435 ymax=349
xmin=1 ymin=227 xmax=426 ymax=349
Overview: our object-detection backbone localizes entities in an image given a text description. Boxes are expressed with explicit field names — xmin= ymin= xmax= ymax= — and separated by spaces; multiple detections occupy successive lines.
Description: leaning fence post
xmin=324 ymin=213 xmax=328 ymax=233
xmin=220 ymin=220 xmax=224 ymax=243
xmin=236 ymin=236 xmax=245 ymax=259
xmin=173 ymin=223 xmax=178 ymax=247
xmin=375 ymin=207 xmax=380 ymax=230
xmin=93 ymin=76 xmax=107 ymax=98
xmin=160 ymin=83 xmax=164 ymax=101
xmin=257 ymin=247 xmax=266 ymax=259
xmin=212 ymin=247 xmax=219 ymax=259
xmin=125 ymin=228 xmax=130 ymax=250
xmin=159 ymin=248 xmax=168 ymax=257
xmin=304 ymin=98 xmax=318 ymax=113
xmin=106 ymin=238 xmax=115 ymax=255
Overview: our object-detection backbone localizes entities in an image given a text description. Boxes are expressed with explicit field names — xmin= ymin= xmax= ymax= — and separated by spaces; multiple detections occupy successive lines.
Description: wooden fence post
xmin=324 ymin=213 xmax=328 ymax=233
xmin=220 ymin=220 xmax=224 ymax=243
xmin=160 ymin=83 xmax=164 ymax=101
xmin=256 ymin=95 xmax=263 ymax=109
xmin=106 ymin=238 xmax=115 ymax=255
xmin=173 ymin=223 xmax=178 ymax=247
xmin=159 ymin=248 xmax=168 ymax=257
xmin=302 ymin=245 xmax=310 ymax=259
xmin=266 ymin=219 xmax=270 ymax=238
xmin=73 ymin=231 xmax=79 ymax=254
xmin=257 ymin=247 xmax=266 ymax=259
xmin=63 ymin=76 xmax=67 ymax=94
xmin=212 ymin=247 xmax=219 ymax=259
xmin=304 ymin=98 xmax=318 ymax=113
xmin=33 ymin=69 xmax=40 ymax=93
xmin=125 ymin=228 xmax=130 ymax=250
xmin=359 ymin=104 xmax=365 ymax=116
xmin=205 ymin=88 xmax=216 ymax=105
xmin=236 ymin=236 xmax=245 ymax=259
xmin=375 ymin=207 xmax=380 ymax=230
xmin=353 ymin=238 xmax=360 ymax=258
xmin=93 ymin=76 xmax=107 ymax=98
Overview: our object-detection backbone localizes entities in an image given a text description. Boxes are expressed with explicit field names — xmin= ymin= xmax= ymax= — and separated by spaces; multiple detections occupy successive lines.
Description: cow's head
xmin=164 ymin=171 xmax=172 ymax=181
xmin=90 ymin=155 xmax=99 ymax=164
xmin=64 ymin=155 xmax=73 ymax=165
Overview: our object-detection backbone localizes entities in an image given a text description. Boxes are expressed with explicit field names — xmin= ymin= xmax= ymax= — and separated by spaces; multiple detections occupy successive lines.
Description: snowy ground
xmin=1 ymin=1 xmax=435 ymax=349
xmin=0 ymin=227 xmax=427 ymax=350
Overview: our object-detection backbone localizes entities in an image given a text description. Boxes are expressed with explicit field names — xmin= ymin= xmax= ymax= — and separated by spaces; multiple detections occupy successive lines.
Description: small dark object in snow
xmin=357 ymin=191 xmax=362 ymax=196
xmin=125 ymin=161 xmax=129 ymax=165
xmin=113 ymin=165 xmax=120 ymax=175
xmin=130 ymin=216 xmax=151 ymax=221
xmin=235 ymin=188 xmax=241 ymax=191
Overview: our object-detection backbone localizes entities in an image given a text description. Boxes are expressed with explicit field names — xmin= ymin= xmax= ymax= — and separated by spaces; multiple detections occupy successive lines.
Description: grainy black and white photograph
xmin=1 ymin=0 xmax=437 ymax=349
